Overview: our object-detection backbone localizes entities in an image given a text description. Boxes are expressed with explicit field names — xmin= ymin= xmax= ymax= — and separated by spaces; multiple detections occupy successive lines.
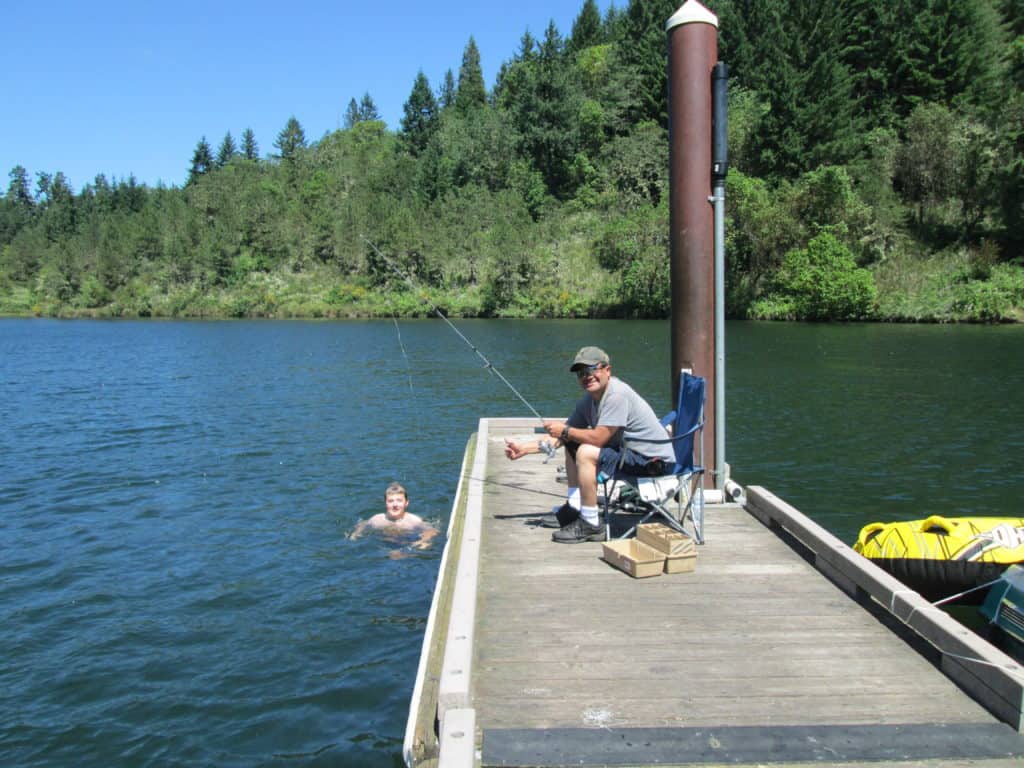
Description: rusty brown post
xmin=667 ymin=1 xmax=718 ymax=483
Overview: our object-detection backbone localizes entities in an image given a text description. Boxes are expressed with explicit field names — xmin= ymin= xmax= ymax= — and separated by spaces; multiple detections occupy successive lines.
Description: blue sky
xmin=2 ymin=0 xmax=616 ymax=192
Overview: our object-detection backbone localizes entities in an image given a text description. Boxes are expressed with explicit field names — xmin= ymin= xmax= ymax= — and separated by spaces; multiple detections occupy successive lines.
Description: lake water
xmin=2 ymin=318 xmax=1023 ymax=766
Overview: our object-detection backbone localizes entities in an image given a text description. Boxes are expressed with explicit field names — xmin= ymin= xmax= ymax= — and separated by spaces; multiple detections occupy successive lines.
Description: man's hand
xmin=504 ymin=438 xmax=530 ymax=460
xmin=542 ymin=420 xmax=565 ymax=441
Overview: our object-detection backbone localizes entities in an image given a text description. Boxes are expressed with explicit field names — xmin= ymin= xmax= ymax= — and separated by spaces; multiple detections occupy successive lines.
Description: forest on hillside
xmin=1 ymin=0 xmax=1022 ymax=321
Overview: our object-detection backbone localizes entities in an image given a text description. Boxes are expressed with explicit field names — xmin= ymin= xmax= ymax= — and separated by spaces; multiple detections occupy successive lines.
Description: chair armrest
xmin=624 ymin=418 xmax=704 ymax=448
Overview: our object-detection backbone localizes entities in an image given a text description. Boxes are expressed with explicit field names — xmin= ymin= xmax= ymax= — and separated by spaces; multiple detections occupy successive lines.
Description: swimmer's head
xmin=384 ymin=482 xmax=407 ymax=501
xmin=384 ymin=482 xmax=409 ymax=519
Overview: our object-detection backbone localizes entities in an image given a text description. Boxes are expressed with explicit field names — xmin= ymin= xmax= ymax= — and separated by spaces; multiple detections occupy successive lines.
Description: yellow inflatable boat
xmin=854 ymin=516 xmax=1024 ymax=603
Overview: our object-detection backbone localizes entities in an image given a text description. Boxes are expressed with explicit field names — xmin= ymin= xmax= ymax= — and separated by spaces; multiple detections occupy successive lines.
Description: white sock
xmin=567 ymin=487 xmax=581 ymax=509
xmin=554 ymin=487 xmax=582 ymax=514
xmin=579 ymin=505 xmax=599 ymax=526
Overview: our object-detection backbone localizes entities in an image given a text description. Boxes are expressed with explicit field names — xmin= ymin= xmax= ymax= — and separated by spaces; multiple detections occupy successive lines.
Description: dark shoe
xmin=552 ymin=517 xmax=606 ymax=543
xmin=540 ymin=502 xmax=579 ymax=529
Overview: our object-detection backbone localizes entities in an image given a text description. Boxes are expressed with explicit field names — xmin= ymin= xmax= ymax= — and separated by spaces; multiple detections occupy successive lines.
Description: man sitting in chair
xmin=504 ymin=346 xmax=675 ymax=543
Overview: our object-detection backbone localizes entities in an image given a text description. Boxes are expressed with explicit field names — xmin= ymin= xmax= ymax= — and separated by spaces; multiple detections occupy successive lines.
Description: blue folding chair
xmin=600 ymin=372 xmax=706 ymax=543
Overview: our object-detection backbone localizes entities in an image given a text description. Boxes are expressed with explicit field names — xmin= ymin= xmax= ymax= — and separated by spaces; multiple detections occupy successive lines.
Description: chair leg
xmin=600 ymin=477 xmax=612 ymax=542
xmin=678 ymin=479 xmax=705 ymax=544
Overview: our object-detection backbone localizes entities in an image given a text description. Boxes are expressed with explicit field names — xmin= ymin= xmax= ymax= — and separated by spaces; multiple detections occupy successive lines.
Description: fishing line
xmin=390 ymin=310 xmax=418 ymax=485
xmin=393 ymin=316 xmax=416 ymax=399
xmin=362 ymin=236 xmax=556 ymax=461
xmin=459 ymin=474 xmax=564 ymax=499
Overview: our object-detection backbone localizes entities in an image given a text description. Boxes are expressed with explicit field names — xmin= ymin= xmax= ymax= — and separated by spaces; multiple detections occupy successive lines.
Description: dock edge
xmin=403 ymin=422 xmax=488 ymax=767
xmin=745 ymin=485 xmax=1024 ymax=732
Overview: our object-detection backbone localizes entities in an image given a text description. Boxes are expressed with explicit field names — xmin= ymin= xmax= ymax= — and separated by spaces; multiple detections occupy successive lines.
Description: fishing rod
xmin=361 ymin=236 xmax=557 ymax=462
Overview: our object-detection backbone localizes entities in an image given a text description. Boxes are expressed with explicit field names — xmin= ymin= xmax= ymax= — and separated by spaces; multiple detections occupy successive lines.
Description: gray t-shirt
xmin=567 ymin=376 xmax=675 ymax=463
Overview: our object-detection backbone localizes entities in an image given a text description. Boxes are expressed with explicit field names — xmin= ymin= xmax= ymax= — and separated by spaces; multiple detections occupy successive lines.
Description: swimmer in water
xmin=350 ymin=482 xmax=438 ymax=553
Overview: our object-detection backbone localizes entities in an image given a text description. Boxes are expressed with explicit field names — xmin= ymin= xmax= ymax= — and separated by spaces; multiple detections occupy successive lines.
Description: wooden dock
xmin=403 ymin=418 xmax=1024 ymax=767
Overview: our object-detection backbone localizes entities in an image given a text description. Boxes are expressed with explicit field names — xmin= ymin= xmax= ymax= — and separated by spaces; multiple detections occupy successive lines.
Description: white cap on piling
xmin=666 ymin=0 xmax=719 ymax=31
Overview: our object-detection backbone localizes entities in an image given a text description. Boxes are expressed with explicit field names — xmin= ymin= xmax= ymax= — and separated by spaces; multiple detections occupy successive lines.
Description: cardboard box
xmin=637 ymin=523 xmax=696 ymax=557
xmin=602 ymin=539 xmax=665 ymax=578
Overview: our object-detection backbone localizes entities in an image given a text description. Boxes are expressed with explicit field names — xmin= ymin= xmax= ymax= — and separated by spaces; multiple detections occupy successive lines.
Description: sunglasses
xmin=575 ymin=363 xmax=606 ymax=379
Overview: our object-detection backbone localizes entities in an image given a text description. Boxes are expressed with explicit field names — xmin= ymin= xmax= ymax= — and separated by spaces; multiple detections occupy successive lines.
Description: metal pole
xmin=711 ymin=62 xmax=728 ymax=490
xmin=667 ymin=1 xmax=718 ymax=477
xmin=711 ymin=186 xmax=725 ymax=488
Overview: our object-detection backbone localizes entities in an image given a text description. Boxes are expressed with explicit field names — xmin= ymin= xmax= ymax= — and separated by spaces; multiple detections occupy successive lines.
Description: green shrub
xmin=593 ymin=205 xmax=666 ymax=272
xmin=950 ymin=280 xmax=1011 ymax=321
xmin=76 ymin=275 xmax=111 ymax=308
xmin=34 ymin=264 xmax=76 ymax=303
xmin=617 ymin=252 xmax=670 ymax=317
xmin=949 ymin=263 xmax=1024 ymax=321
xmin=758 ymin=232 xmax=877 ymax=320
xmin=326 ymin=282 xmax=368 ymax=306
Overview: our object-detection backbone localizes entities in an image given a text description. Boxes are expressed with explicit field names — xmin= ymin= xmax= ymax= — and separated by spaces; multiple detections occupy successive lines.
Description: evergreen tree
xmin=841 ymin=0 xmax=902 ymax=128
xmin=493 ymin=31 xmax=536 ymax=103
xmin=0 ymin=165 xmax=35 ymax=245
xmin=35 ymin=171 xmax=51 ymax=201
xmin=908 ymin=0 xmax=1003 ymax=116
xmin=216 ymin=132 xmax=238 ymax=167
xmin=41 ymin=171 xmax=76 ymax=242
xmin=111 ymin=175 xmax=146 ymax=213
xmin=400 ymin=71 xmax=439 ymax=156
xmin=499 ymin=21 xmax=582 ymax=198
xmin=91 ymin=173 xmax=113 ymax=210
xmin=455 ymin=37 xmax=487 ymax=112
xmin=358 ymin=92 xmax=381 ymax=122
xmin=603 ymin=4 xmax=626 ymax=43
xmin=569 ymin=0 xmax=604 ymax=52
xmin=438 ymin=69 xmax=456 ymax=109
xmin=517 ymin=30 xmax=538 ymax=62
xmin=996 ymin=0 xmax=1024 ymax=239
xmin=274 ymin=116 xmax=307 ymax=161
xmin=618 ymin=0 xmax=677 ymax=126
xmin=6 ymin=166 xmax=34 ymax=208
xmin=344 ymin=98 xmax=361 ymax=129
xmin=841 ymin=0 xmax=1005 ymax=124
xmin=188 ymin=136 xmax=214 ymax=183
xmin=736 ymin=0 xmax=863 ymax=177
xmin=241 ymin=128 xmax=259 ymax=160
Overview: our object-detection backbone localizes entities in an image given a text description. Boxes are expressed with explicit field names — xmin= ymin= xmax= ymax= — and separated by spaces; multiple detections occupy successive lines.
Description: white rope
xmin=889 ymin=589 xmax=919 ymax=615
xmin=931 ymin=576 xmax=1005 ymax=607
xmin=886 ymin=586 xmax=1024 ymax=682
xmin=940 ymin=650 xmax=1024 ymax=680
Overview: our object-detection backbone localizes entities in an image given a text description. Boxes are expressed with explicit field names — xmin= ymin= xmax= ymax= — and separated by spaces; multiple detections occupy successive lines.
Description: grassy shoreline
xmin=3 ymin=249 xmax=1023 ymax=323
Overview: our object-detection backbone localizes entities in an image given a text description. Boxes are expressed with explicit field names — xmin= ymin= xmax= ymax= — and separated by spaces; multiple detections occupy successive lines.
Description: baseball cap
xmin=570 ymin=346 xmax=610 ymax=371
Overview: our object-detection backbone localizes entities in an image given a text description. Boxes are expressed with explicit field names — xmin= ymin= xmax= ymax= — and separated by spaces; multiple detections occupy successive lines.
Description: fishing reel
xmin=533 ymin=427 xmax=557 ymax=463
xmin=539 ymin=441 xmax=556 ymax=463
